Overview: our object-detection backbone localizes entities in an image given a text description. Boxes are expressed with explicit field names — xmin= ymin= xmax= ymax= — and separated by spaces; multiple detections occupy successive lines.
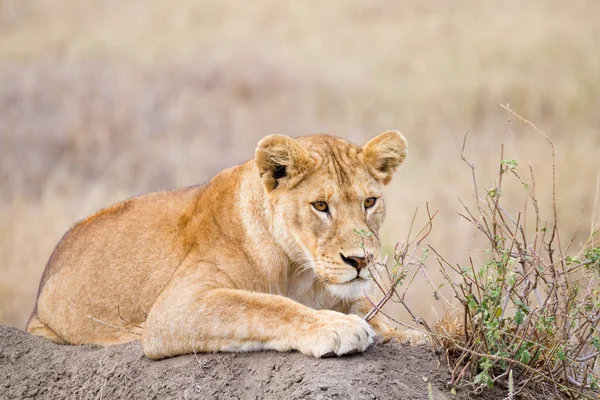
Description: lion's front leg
xmin=346 ymin=299 xmax=429 ymax=346
xmin=141 ymin=279 xmax=374 ymax=359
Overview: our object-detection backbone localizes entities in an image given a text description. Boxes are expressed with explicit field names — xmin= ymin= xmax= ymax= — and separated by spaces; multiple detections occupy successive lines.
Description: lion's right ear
xmin=255 ymin=135 xmax=312 ymax=191
xmin=362 ymin=130 xmax=408 ymax=185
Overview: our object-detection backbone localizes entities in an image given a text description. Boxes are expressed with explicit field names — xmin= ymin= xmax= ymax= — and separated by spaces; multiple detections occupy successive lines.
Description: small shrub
xmin=366 ymin=106 xmax=600 ymax=399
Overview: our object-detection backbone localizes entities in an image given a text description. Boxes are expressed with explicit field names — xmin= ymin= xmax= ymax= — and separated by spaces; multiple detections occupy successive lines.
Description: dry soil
xmin=1 ymin=325 xmax=506 ymax=399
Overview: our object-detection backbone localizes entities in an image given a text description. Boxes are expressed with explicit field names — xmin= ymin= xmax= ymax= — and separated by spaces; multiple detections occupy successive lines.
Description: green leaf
xmin=494 ymin=307 xmax=502 ymax=318
xmin=474 ymin=371 xmax=494 ymax=388
xmin=557 ymin=346 xmax=566 ymax=361
xmin=520 ymin=349 xmax=531 ymax=364
xmin=565 ymin=256 xmax=579 ymax=266
xmin=506 ymin=272 xmax=516 ymax=286
xmin=501 ymin=159 xmax=519 ymax=172
xmin=353 ymin=229 xmax=373 ymax=237
xmin=515 ymin=309 xmax=524 ymax=325
xmin=497 ymin=351 xmax=510 ymax=370
xmin=467 ymin=295 xmax=477 ymax=311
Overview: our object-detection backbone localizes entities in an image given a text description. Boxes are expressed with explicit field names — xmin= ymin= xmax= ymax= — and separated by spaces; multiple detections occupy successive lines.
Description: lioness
xmin=27 ymin=131 xmax=423 ymax=359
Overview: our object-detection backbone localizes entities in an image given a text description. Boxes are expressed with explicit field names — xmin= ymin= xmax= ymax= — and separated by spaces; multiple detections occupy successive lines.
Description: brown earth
xmin=0 ymin=325 xmax=507 ymax=400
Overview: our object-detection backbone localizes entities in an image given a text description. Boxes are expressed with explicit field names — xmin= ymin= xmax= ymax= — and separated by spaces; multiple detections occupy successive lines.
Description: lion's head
xmin=255 ymin=131 xmax=407 ymax=300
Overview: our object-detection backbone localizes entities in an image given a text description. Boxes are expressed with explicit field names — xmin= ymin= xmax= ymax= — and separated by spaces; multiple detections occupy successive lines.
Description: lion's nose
xmin=340 ymin=253 xmax=367 ymax=271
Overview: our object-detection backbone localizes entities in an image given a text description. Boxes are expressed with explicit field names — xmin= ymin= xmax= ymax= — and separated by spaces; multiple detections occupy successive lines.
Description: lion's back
xmin=30 ymin=186 xmax=202 ymax=343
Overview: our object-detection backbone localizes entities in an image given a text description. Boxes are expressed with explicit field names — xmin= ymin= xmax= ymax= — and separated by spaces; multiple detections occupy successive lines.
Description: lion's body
xmin=28 ymin=132 xmax=424 ymax=359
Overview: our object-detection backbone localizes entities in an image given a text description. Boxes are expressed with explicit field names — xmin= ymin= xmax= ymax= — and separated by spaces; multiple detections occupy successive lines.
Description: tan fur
xmin=27 ymin=131 xmax=425 ymax=359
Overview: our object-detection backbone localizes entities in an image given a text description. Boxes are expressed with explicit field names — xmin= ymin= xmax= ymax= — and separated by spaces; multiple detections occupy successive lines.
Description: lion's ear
xmin=255 ymin=135 xmax=312 ymax=191
xmin=362 ymin=130 xmax=408 ymax=185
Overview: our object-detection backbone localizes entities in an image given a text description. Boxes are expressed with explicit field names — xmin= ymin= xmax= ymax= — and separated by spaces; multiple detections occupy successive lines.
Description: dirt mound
xmin=0 ymin=325 xmax=481 ymax=399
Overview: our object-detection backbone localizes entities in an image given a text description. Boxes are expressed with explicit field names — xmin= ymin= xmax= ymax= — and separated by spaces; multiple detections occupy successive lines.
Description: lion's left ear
xmin=362 ymin=130 xmax=408 ymax=185
xmin=255 ymin=135 xmax=312 ymax=191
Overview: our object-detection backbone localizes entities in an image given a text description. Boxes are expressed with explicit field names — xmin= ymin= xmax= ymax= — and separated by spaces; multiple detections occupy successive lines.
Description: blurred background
xmin=1 ymin=0 xmax=599 ymax=329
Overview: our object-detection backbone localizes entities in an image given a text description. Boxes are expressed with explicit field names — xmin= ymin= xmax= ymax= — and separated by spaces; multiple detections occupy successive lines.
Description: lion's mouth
xmin=315 ymin=262 xmax=371 ymax=285
xmin=337 ymin=274 xmax=368 ymax=285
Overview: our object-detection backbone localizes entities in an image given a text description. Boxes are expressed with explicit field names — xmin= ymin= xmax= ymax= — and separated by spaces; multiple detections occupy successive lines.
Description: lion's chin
xmin=325 ymin=278 xmax=372 ymax=301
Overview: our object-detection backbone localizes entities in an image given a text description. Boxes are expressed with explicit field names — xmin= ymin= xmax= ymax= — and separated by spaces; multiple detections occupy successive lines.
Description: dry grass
xmin=1 ymin=0 xmax=599 ymax=328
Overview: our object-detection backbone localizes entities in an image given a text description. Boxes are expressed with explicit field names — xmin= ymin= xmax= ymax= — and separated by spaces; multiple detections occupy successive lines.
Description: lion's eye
xmin=364 ymin=197 xmax=377 ymax=209
xmin=312 ymin=201 xmax=329 ymax=213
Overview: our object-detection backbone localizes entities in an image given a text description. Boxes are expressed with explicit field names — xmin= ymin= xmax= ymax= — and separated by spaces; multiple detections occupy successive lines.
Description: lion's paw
xmin=382 ymin=329 xmax=429 ymax=346
xmin=296 ymin=311 xmax=374 ymax=358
